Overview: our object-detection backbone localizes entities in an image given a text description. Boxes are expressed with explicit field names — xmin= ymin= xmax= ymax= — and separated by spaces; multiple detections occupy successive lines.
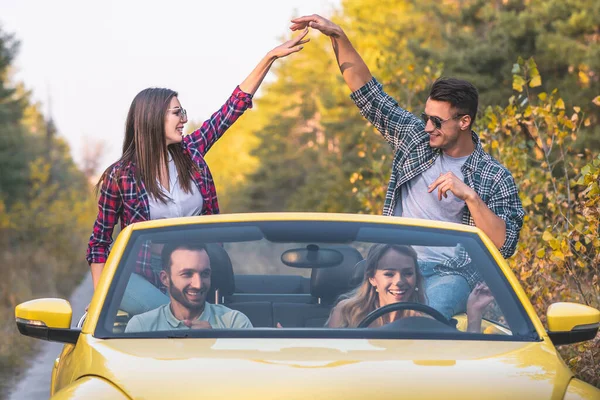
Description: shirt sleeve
xmin=228 ymin=310 xmax=253 ymax=329
xmin=124 ymin=315 xmax=143 ymax=333
xmin=487 ymin=173 xmax=525 ymax=258
xmin=183 ymin=86 xmax=253 ymax=157
xmin=350 ymin=77 xmax=424 ymax=154
xmin=86 ymin=169 xmax=122 ymax=264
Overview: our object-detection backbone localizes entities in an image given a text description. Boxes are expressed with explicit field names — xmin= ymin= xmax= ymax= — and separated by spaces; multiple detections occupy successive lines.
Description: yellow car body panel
xmin=51 ymin=376 xmax=129 ymax=400
xmin=49 ymin=334 xmax=598 ymax=400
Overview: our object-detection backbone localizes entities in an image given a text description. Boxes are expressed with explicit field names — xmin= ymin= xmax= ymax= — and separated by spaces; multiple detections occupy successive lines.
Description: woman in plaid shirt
xmin=86 ymin=29 xmax=310 ymax=314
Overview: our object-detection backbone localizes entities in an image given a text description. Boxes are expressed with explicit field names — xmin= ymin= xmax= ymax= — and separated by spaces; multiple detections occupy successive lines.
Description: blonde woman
xmin=327 ymin=244 xmax=426 ymax=328
xmin=327 ymin=244 xmax=494 ymax=331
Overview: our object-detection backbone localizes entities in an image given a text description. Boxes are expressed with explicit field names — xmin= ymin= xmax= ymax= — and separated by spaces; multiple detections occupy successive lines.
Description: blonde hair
xmin=327 ymin=244 xmax=426 ymax=328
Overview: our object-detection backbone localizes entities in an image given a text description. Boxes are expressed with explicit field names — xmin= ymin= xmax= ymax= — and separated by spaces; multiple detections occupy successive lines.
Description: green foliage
xmin=0 ymin=25 xmax=97 ymax=395
xmin=478 ymin=57 xmax=599 ymax=386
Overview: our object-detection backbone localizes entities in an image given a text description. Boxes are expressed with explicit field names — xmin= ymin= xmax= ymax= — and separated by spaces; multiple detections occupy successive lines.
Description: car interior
xmin=107 ymin=242 xmax=511 ymax=335
xmin=97 ymin=221 xmax=524 ymax=337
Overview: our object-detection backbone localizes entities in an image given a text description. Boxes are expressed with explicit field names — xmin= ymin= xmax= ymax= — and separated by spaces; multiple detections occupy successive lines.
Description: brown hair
xmin=327 ymin=244 xmax=426 ymax=328
xmin=96 ymin=88 xmax=198 ymax=203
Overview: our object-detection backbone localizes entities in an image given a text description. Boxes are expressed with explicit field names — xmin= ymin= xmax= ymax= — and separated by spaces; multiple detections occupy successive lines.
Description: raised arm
xmin=184 ymin=29 xmax=309 ymax=156
xmin=291 ymin=15 xmax=372 ymax=92
xmin=291 ymin=15 xmax=423 ymax=154
xmin=239 ymin=28 xmax=310 ymax=95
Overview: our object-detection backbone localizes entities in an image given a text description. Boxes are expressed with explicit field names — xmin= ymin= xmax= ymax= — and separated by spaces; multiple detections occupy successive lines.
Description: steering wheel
xmin=357 ymin=302 xmax=453 ymax=328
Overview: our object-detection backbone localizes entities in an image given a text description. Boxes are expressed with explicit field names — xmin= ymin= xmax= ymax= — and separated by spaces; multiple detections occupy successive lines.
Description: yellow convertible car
xmin=15 ymin=213 xmax=600 ymax=399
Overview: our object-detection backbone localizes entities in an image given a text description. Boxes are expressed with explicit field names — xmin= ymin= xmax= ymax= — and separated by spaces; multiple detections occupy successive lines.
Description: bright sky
xmin=1 ymin=0 xmax=339 ymax=170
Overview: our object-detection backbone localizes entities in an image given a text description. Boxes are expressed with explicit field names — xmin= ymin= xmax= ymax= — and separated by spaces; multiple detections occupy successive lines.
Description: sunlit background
xmin=1 ymin=0 xmax=339 ymax=168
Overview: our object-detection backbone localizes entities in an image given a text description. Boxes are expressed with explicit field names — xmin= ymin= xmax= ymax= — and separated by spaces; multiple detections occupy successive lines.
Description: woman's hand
xmin=267 ymin=28 xmax=310 ymax=60
xmin=239 ymin=28 xmax=310 ymax=95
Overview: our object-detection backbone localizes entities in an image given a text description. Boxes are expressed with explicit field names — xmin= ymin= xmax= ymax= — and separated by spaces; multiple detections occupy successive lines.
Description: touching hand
xmin=268 ymin=28 xmax=310 ymax=59
xmin=183 ymin=320 xmax=212 ymax=329
xmin=428 ymin=172 xmax=476 ymax=201
xmin=290 ymin=14 xmax=342 ymax=37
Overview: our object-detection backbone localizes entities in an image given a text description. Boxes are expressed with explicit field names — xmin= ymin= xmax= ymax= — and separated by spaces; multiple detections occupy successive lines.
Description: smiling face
xmin=164 ymin=96 xmax=188 ymax=146
xmin=369 ymin=248 xmax=418 ymax=307
xmin=160 ymin=248 xmax=211 ymax=314
xmin=423 ymin=98 xmax=472 ymax=155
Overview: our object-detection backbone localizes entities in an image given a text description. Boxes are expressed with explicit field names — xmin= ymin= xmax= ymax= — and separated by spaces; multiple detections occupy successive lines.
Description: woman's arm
xmin=86 ymin=169 xmax=123 ymax=290
xmin=184 ymin=29 xmax=309 ymax=156
xmin=90 ymin=263 xmax=105 ymax=290
xmin=239 ymin=28 xmax=309 ymax=95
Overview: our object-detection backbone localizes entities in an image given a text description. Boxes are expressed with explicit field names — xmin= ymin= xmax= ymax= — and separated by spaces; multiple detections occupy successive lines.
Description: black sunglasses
xmin=421 ymin=112 xmax=467 ymax=130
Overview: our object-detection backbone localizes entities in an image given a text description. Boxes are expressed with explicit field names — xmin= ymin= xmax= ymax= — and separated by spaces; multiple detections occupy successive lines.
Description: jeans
xmin=419 ymin=261 xmax=470 ymax=320
xmin=120 ymin=258 xmax=169 ymax=315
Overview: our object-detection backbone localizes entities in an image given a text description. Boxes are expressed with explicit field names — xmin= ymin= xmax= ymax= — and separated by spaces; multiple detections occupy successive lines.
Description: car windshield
xmin=95 ymin=220 xmax=537 ymax=341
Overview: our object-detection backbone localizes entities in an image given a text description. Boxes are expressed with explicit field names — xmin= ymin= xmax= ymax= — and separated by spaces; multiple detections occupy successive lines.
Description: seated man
xmin=125 ymin=241 xmax=252 ymax=332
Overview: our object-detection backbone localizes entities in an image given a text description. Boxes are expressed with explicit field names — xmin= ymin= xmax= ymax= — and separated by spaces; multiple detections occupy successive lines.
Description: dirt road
xmin=7 ymin=274 xmax=92 ymax=399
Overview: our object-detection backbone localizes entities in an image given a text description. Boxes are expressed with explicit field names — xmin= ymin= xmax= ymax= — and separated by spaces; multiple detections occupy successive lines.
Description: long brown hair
xmin=96 ymin=88 xmax=198 ymax=203
xmin=328 ymin=244 xmax=426 ymax=328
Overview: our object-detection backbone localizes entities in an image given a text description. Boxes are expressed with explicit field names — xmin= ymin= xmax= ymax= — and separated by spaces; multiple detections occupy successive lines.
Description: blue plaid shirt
xmin=351 ymin=78 xmax=524 ymax=288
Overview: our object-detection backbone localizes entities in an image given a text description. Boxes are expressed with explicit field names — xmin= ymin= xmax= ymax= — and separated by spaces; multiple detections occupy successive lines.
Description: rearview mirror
xmin=546 ymin=302 xmax=600 ymax=346
xmin=15 ymin=298 xmax=80 ymax=344
xmin=281 ymin=245 xmax=344 ymax=268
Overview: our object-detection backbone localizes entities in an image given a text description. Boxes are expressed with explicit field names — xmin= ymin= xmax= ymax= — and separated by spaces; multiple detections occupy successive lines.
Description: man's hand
xmin=290 ymin=15 xmax=342 ymax=38
xmin=466 ymin=282 xmax=494 ymax=333
xmin=467 ymin=283 xmax=494 ymax=314
xmin=428 ymin=172 xmax=476 ymax=201
xmin=183 ymin=320 xmax=212 ymax=329
xmin=267 ymin=28 xmax=310 ymax=60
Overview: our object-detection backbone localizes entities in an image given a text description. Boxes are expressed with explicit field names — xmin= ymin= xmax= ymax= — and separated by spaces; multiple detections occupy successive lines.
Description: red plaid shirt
xmin=86 ymin=86 xmax=253 ymax=286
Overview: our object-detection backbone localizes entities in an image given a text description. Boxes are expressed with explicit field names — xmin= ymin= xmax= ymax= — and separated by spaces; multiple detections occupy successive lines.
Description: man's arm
xmin=465 ymin=194 xmax=507 ymax=250
xmin=291 ymin=15 xmax=371 ymax=92
xmin=291 ymin=15 xmax=423 ymax=154
xmin=428 ymin=171 xmax=524 ymax=255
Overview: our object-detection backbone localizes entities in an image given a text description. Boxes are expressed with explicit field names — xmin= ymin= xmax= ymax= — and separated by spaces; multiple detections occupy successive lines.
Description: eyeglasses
xmin=167 ymin=107 xmax=187 ymax=120
xmin=420 ymin=112 xmax=467 ymax=130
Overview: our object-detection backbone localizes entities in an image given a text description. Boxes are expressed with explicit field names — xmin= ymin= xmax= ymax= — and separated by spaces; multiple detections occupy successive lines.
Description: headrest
xmin=205 ymin=243 xmax=235 ymax=299
xmin=350 ymin=259 xmax=367 ymax=287
xmin=310 ymin=245 xmax=363 ymax=302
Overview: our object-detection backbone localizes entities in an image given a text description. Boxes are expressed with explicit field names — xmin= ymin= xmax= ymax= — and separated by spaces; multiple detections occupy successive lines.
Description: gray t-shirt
xmin=125 ymin=302 xmax=253 ymax=332
xmin=394 ymin=153 xmax=469 ymax=263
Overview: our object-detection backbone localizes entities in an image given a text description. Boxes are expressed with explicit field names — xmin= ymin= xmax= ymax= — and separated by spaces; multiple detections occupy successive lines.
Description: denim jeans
xmin=418 ymin=261 xmax=470 ymax=320
xmin=120 ymin=256 xmax=169 ymax=315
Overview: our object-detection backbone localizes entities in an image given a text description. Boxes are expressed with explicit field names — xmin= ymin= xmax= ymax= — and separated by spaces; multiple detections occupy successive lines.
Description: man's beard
xmin=168 ymin=282 xmax=206 ymax=313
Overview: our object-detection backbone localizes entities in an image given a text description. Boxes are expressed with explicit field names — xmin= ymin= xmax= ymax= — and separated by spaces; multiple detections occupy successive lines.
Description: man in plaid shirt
xmin=291 ymin=15 xmax=525 ymax=318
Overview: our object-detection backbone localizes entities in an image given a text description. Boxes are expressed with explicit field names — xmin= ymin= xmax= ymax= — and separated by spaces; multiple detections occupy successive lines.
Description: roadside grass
xmin=0 ymin=245 xmax=87 ymax=399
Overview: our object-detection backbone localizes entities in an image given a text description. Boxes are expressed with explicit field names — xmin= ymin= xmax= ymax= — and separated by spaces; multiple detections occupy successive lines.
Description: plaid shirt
xmin=86 ymin=86 xmax=253 ymax=286
xmin=351 ymin=78 xmax=524 ymax=288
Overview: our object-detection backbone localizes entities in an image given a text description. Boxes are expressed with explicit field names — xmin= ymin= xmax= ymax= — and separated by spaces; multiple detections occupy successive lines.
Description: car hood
xmin=77 ymin=336 xmax=573 ymax=400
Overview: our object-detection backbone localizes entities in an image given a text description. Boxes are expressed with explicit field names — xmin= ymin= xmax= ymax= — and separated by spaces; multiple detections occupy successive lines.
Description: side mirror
xmin=546 ymin=302 xmax=600 ymax=346
xmin=15 ymin=298 xmax=81 ymax=344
